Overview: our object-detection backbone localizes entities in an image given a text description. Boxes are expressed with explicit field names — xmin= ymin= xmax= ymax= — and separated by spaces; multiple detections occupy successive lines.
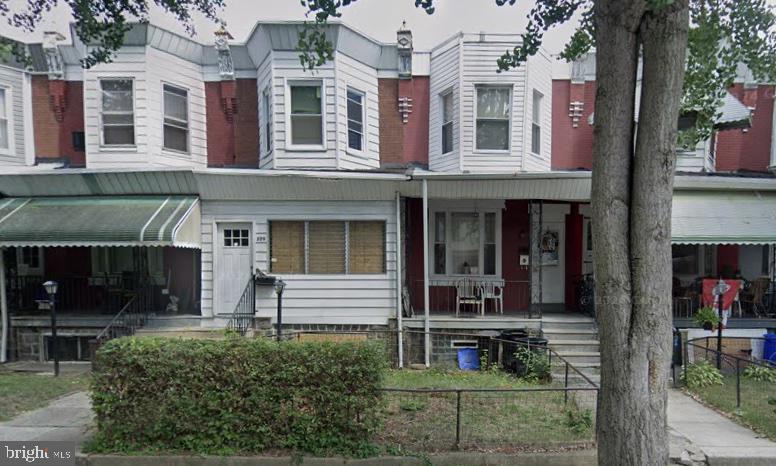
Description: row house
xmin=0 ymin=21 xmax=773 ymax=369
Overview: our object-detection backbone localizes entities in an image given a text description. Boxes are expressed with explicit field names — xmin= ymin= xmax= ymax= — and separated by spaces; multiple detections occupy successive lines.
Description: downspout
xmin=0 ymin=249 xmax=7 ymax=363
xmin=422 ymin=179 xmax=430 ymax=367
xmin=395 ymin=191 xmax=404 ymax=368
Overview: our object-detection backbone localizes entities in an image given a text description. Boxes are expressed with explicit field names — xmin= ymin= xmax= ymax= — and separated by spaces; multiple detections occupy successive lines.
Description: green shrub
xmin=681 ymin=360 xmax=724 ymax=389
xmin=514 ymin=346 xmax=551 ymax=383
xmin=90 ymin=337 xmax=386 ymax=456
xmin=693 ymin=306 xmax=720 ymax=329
xmin=565 ymin=408 xmax=593 ymax=434
xmin=743 ymin=364 xmax=776 ymax=383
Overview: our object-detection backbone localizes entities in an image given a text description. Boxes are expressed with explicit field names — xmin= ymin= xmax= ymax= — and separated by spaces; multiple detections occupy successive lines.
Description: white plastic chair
xmin=481 ymin=282 xmax=503 ymax=314
xmin=455 ymin=278 xmax=483 ymax=317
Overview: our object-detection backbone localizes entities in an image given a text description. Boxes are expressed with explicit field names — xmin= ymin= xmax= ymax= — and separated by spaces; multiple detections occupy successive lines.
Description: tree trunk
xmin=592 ymin=1 xmax=689 ymax=465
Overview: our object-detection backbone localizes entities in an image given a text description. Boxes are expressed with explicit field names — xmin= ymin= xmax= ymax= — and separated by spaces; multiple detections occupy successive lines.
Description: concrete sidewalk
xmin=0 ymin=391 xmax=93 ymax=447
xmin=667 ymin=389 xmax=776 ymax=466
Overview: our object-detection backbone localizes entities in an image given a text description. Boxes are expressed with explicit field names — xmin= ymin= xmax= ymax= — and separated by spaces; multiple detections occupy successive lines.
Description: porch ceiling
xmin=0 ymin=196 xmax=200 ymax=248
xmin=672 ymin=190 xmax=776 ymax=245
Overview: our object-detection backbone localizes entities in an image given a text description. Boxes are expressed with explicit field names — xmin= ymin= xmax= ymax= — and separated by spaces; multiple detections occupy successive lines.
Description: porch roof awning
xmin=0 ymin=196 xmax=201 ymax=248
xmin=672 ymin=191 xmax=776 ymax=245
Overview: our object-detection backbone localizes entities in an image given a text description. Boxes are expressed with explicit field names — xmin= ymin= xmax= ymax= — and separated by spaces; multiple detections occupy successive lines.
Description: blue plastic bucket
xmin=764 ymin=333 xmax=776 ymax=364
xmin=457 ymin=348 xmax=480 ymax=371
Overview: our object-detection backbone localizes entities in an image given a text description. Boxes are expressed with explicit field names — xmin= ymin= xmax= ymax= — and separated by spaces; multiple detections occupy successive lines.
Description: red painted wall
xmin=715 ymin=84 xmax=775 ymax=173
xmin=205 ymin=79 xmax=260 ymax=167
xmin=31 ymin=76 xmax=86 ymax=167
xmin=564 ymin=204 xmax=584 ymax=308
xmin=717 ymin=245 xmax=739 ymax=277
xmin=43 ymin=247 xmax=91 ymax=278
xmin=551 ymin=80 xmax=595 ymax=170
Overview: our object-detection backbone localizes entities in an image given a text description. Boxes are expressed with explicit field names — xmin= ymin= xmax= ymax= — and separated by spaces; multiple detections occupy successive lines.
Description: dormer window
xmin=475 ymin=86 xmax=511 ymax=151
xmin=289 ymin=83 xmax=323 ymax=147
xmin=100 ymin=79 xmax=135 ymax=146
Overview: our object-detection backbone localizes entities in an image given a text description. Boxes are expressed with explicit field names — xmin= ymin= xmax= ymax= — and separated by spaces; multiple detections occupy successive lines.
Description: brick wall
xmin=205 ymin=79 xmax=259 ymax=167
xmin=715 ymin=84 xmax=775 ymax=172
xmin=31 ymin=76 xmax=86 ymax=167
xmin=551 ymin=79 xmax=595 ymax=170
xmin=378 ymin=77 xmax=430 ymax=168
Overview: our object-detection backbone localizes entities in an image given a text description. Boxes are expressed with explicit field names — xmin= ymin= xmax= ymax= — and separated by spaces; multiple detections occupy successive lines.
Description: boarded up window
xmin=308 ymin=221 xmax=346 ymax=274
xmin=349 ymin=221 xmax=385 ymax=273
xmin=270 ymin=221 xmax=305 ymax=273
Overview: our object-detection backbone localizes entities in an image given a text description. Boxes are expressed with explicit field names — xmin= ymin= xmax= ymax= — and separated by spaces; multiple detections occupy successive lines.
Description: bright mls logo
xmin=1 ymin=442 xmax=74 ymax=465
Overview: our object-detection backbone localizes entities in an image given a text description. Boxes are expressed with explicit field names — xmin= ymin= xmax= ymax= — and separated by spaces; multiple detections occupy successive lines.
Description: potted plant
xmin=693 ymin=306 xmax=720 ymax=331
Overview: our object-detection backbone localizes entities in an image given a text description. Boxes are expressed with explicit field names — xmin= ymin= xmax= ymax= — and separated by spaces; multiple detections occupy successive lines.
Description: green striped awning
xmin=0 ymin=196 xmax=200 ymax=248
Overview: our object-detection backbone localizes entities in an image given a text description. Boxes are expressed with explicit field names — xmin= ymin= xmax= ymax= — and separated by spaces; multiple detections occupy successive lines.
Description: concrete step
xmin=542 ymin=328 xmax=599 ymax=340
xmin=542 ymin=320 xmax=598 ymax=331
xmin=547 ymin=339 xmax=600 ymax=352
xmin=553 ymin=351 xmax=601 ymax=364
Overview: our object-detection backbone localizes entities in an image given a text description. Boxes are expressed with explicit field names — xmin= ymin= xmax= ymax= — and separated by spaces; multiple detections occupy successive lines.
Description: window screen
xmin=101 ymin=80 xmax=134 ymax=145
xmin=476 ymin=87 xmax=510 ymax=151
xmin=163 ymin=84 xmax=189 ymax=152
xmin=290 ymin=84 xmax=323 ymax=145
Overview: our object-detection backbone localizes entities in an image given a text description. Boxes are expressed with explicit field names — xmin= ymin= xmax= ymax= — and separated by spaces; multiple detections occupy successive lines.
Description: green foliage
xmin=398 ymin=399 xmax=426 ymax=412
xmin=1 ymin=0 xmax=224 ymax=68
xmin=565 ymin=408 xmax=593 ymax=434
xmin=682 ymin=360 xmax=724 ymax=389
xmin=693 ymin=306 xmax=721 ymax=328
xmin=89 ymin=336 xmax=386 ymax=456
xmin=743 ymin=364 xmax=776 ymax=383
xmin=514 ymin=346 xmax=551 ymax=383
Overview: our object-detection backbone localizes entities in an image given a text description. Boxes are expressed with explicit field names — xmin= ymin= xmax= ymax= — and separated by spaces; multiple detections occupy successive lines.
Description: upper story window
xmin=163 ymin=84 xmax=189 ymax=153
xmin=475 ymin=86 xmax=511 ymax=151
xmin=100 ymin=79 xmax=135 ymax=146
xmin=441 ymin=91 xmax=453 ymax=154
xmin=0 ymin=88 xmax=9 ymax=151
xmin=262 ymin=88 xmax=272 ymax=154
xmin=289 ymin=83 xmax=323 ymax=147
xmin=346 ymin=88 xmax=364 ymax=152
xmin=531 ymin=90 xmax=543 ymax=155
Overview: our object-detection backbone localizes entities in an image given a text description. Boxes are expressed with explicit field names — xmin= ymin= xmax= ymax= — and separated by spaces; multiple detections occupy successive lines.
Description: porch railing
xmin=7 ymin=274 xmax=136 ymax=314
xmin=226 ymin=276 xmax=256 ymax=336
xmin=408 ymin=279 xmax=531 ymax=316
xmin=90 ymin=287 xmax=154 ymax=360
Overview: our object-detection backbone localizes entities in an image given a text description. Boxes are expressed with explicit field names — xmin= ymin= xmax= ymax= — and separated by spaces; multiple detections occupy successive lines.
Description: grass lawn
xmin=378 ymin=369 xmax=595 ymax=452
xmin=688 ymin=375 xmax=776 ymax=441
xmin=0 ymin=372 xmax=89 ymax=421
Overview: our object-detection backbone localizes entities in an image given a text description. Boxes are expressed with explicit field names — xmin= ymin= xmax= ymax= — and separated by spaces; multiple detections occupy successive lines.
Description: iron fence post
xmin=564 ymin=362 xmax=569 ymax=404
xmin=736 ymin=358 xmax=741 ymax=410
xmin=455 ymin=390 xmax=462 ymax=449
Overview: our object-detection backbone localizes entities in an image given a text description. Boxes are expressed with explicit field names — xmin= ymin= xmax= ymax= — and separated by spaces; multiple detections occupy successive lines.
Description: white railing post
xmin=395 ymin=191 xmax=404 ymax=368
xmin=423 ymin=179 xmax=430 ymax=367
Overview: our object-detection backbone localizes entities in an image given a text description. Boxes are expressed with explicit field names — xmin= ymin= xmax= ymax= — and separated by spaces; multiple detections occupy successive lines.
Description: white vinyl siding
xmin=523 ymin=52 xmax=552 ymax=171
xmin=676 ymin=138 xmax=713 ymax=172
xmin=0 ymin=88 xmax=10 ymax=151
xmin=257 ymin=54 xmax=274 ymax=168
xmin=0 ymin=64 xmax=27 ymax=166
xmin=429 ymin=37 xmax=461 ymax=171
xmin=346 ymin=88 xmax=365 ymax=152
xmin=336 ymin=53 xmax=379 ymax=169
xmin=261 ymin=87 xmax=272 ymax=156
xmin=201 ymin=200 xmax=397 ymax=325
xmin=162 ymin=84 xmax=189 ymax=153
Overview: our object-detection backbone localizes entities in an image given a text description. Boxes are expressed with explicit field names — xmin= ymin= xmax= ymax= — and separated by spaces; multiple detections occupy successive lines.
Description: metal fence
xmin=682 ymin=336 xmax=775 ymax=427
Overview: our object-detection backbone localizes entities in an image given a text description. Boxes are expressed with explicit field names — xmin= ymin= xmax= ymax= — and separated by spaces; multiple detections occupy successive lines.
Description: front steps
xmin=542 ymin=314 xmax=600 ymax=387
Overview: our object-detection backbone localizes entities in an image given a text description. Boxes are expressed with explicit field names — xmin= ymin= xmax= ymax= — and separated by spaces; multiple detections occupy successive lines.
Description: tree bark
xmin=592 ymin=1 xmax=689 ymax=465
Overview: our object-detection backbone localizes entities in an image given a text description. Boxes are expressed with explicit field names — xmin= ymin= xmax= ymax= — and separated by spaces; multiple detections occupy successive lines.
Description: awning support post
xmin=395 ymin=192 xmax=404 ymax=369
xmin=0 ymin=248 xmax=7 ymax=363
xmin=423 ymin=179 xmax=430 ymax=367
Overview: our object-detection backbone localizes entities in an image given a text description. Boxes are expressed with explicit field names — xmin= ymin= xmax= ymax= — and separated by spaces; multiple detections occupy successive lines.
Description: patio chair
xmin=455 ymin=278 xmax=483 ymax=317
xmin=481 ymin=281 xmax=503 ymax=314
xmin=741 ymin=277 xmax=770 ymax=317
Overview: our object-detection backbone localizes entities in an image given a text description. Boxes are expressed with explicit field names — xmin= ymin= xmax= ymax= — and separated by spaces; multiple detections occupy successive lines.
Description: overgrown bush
xmin=89 ymin=337 xmax=386 ymax=456
xmin=514 ymin=346 xmax=551 ymax=383
xmin=565 ymin=408 xmax=593 ymax=434
xmin=681 ymin=360 xmax=724 ymax=389
xmin=743 ymin=364 xmax=776 ymax=383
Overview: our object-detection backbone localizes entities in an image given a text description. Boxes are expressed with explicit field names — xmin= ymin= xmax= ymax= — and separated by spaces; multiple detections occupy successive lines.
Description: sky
xmin=0 ymin=0 xmax=583 ymax=54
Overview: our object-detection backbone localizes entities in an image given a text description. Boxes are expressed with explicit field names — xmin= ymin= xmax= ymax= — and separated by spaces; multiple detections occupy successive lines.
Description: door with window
xmin=216 ymin=223 xmax=253 ymax=315
xmin=16 ymin=247 xmax=43 ymax=276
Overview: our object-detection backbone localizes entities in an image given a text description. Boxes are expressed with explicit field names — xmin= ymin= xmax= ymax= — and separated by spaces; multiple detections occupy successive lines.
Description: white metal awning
xmin=672 ymin=190 xmax=776 ymax=245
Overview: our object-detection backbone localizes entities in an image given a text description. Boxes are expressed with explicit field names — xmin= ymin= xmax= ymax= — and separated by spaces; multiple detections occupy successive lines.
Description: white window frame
xmin=429 ymin=208 xmax=502 ymax=279
xmin=474 ymin=85 xmax=512 ymax=153
xmin=285 ymin=79 xmax=326 ymax=151
xmin=0 ymin=86 xmax=16 ymax=156
xmin=99 ymin=78 xmax=136 ymax=148
xmin=161 ymin=82 xmax=190 ymax=154
xmin=531 ymin=89 xmax=542 ymax=156
xmin=441 ymin=89 xmax=454 ymax=155
xmin=261 ymin=86 xmax=272 ymax=157
xmin=268 ymin=218 xmax=388 ymax=277
xmin=345 ymin=86 xmax=366 ymax=155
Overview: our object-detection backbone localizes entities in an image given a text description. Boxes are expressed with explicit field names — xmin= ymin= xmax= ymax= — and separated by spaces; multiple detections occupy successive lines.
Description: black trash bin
xmin=498 ymin=330 xmax=548 ymax=375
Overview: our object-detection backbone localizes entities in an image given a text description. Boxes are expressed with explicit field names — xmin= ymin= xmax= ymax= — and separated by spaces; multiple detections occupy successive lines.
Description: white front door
xmin=216 ymin=223 xmax=253 ymax=315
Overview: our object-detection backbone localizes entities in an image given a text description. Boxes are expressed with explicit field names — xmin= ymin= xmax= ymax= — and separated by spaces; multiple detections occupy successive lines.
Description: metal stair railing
xmin=90 ymin=287 xmax=153 ymax=359
xmin=226 ymin=275 xmax=256 ymax=336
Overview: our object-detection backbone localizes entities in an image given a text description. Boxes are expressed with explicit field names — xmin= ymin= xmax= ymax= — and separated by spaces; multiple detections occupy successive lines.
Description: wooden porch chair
xmin=742 ymin=277 xmax=769 ymax=317
xmin=455 ymin=278 xmax=483 ymax=317
xmin=481 ymin=282 xmax=504 ymax=314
